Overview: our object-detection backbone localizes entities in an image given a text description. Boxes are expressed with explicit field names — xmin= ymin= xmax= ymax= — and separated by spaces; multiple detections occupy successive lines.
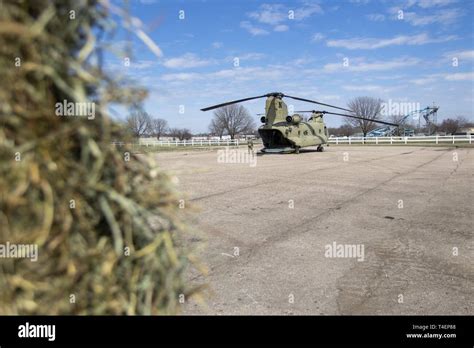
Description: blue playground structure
xmin=367 ymin=106 xmax=439 ymax=137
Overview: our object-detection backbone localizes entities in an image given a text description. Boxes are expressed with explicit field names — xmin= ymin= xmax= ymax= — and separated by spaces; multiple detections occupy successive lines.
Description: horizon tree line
xmin=125 ymin=99 xmax=472 ymax=140
xmin=125 ymin=106 xmax=192 ymax=140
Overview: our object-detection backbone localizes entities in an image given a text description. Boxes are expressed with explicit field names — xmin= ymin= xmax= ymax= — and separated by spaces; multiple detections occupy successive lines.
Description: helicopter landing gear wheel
xmin=295 ymin=146 xmax=300 ymax=154
xmin=317 ymin=145 xmax=324 ymax=152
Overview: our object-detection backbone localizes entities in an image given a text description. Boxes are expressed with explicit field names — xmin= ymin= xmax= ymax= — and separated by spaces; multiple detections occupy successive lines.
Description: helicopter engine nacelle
xmin=286 ymin=114 xmax=302 ymax=124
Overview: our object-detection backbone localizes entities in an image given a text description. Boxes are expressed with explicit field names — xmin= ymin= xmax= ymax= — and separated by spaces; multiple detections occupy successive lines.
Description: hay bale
xmin=0 ymin=0 xmax=199 ymax=314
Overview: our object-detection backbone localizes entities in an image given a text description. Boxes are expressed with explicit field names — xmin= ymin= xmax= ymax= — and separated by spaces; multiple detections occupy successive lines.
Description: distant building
xmin=460 ymin=127 xmax=474 ymax=134
xmin=138 ymin=136 xmax=173 ymax=144
xmin=236 ymin=134 xmax=257 ymax=140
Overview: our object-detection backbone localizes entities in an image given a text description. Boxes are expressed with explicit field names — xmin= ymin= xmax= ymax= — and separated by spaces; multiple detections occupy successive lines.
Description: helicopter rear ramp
xmin=258 ymin=128 xmax=293 ymax=149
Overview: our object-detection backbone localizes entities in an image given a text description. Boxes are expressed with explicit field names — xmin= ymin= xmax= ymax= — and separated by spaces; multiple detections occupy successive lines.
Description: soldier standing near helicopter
xmin=247 ymin=138 xmax=254 ymax=155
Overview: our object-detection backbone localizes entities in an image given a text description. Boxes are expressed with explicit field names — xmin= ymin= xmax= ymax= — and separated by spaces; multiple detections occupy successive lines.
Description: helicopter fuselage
xmin=258 ymin=96 xmax=328 ymax=153
xmin=201 ymin=91 xmax=398 ymax=154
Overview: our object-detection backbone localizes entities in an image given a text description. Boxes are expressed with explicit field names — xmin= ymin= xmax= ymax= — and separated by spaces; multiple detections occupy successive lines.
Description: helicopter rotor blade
xmin=201 ymin=94 xmax=268 ymax=111
xmin=283 ymin=95 xmax=353 ymax=113
xmin=322 ymin=111 xmax=399 ymax=127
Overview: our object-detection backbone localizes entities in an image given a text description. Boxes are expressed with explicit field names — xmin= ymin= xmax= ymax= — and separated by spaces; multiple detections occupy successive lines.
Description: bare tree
xmin=150 ymin=118 xmax=168 ymax=140
xmin=126 ymin=109 xmax=151 ymax=138
xmin=169 ymin=128 xmax=192 ymax=140
xmin=437 ymin=116 xmax=470 ymax=134
xmin=208 ymin=117 xmax=226 ymax=138
xmin=212 ymin=104 xmax=256 ymax=139
xmin=328 ymin=124 xmax=355 ymax=137
xmin=345 ymin=97 xmax=383 ymax=136
xmin=455 ymin=116 xmax=470 ymax=128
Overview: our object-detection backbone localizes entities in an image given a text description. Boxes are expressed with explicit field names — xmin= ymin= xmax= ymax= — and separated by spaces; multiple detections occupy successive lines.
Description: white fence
xmin=328 ymin=135 xmax=473 ymax=145
xmin=112 ymin=139 xmax=245 ymax=147
xmin=112 ymin=135 xmax=473 ymax=148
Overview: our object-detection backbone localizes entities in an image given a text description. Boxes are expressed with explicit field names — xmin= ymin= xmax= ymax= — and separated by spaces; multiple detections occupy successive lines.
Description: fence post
xmin=470 ymin=134 xmax=472 ymax=144
xmin=452 ymin=135 xmax=455 ymax=144
xmin=192 ymin=139 xmax=194 ymax=146
xmin=436 ymin=135 xmax=438 ymax=144
xmin=336 ymin=138 xmax=338 ymax=145
xmin=349 ymin=137 xmax=351 ymax=145
xmin=390 ymin=137 xmax=393 ymax=145
xmin=376 ymin=137 xmax=378 ymax=145
xmin=404 ymin=137 xmax=407 ymax=145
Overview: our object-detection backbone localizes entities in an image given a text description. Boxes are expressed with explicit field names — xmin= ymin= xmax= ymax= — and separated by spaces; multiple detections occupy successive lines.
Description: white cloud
xmin=444 ymin=72 xmax=474 ymax=81
xmin=324 ymin=57 xmax=420 ymax=72
xmin=161 ymin=72 xmax=201 ymax=82
xmin=451 ymin=50 xmax=474 ymax=59
xmin=410 ymin=76 xmax=437 ymax=85
xmin=238 ymin=52 xmax=266 ymax=60
xmin=212 ymin=41 xmax=223 ymax=49
xmin=326 ymin=33 xmax=456 ymax=50
xmin=293 ymin=2 xmax=324 ymax=20
xmin=274 ymin=24 xmax=289 ymax=32
xmin=248 ymin=2 xmax=323 ymax=25
xmin=248 ymin=4 xmax=287 ymax=25
xmin=243 ymin=2 xmax=323 ymax=35
xmin=366 ymin=13 xmax=385 ymax=21
xmin=402 ymin=8 xmax=462 ymax=26
xmin=224 ymin=53 xmax=266 ymax=65
xmin=291 ymin=57 xmax=313 ymax=66
xmin=409 ymin=71 xmax=474 ymax=84
xmin=349 ymin=0 xmax=370 ymax=4
xmin=389 ymin=0 xmax=457 ymax=11
xmin=343 ymin=85 xmax=383 ymax=91
xmin=240 ymin=21 xmax=269 ymax=36
xmin=443 ymin=50 xmax=474 ymax=64
xmin=161 ymin=66 xmax=287 ymax=83
xmin=312 ymin=32 xmax=325 ymax=42
xmin=162 ymin=53 xmax=213 ymax=69
xmin=414 ymin=0 xmax=457 ymax=8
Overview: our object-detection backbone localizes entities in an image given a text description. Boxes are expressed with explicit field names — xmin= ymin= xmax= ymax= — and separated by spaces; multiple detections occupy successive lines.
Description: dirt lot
xmin=153 ymin=146 xmax=473 ymax=315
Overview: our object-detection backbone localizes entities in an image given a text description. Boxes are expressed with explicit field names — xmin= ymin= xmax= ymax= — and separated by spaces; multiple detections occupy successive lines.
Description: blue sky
xmin=104 ymin=0 xmax=474 ymax=132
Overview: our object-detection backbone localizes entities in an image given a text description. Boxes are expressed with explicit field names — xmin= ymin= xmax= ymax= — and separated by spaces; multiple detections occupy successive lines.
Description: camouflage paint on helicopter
xmin=202 ymin=92 xmax=398 ymax=154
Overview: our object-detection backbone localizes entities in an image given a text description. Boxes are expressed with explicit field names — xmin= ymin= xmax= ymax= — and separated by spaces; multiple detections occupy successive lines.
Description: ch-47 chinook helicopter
xmin=201 ymin=92 xmax=398 ymax=154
